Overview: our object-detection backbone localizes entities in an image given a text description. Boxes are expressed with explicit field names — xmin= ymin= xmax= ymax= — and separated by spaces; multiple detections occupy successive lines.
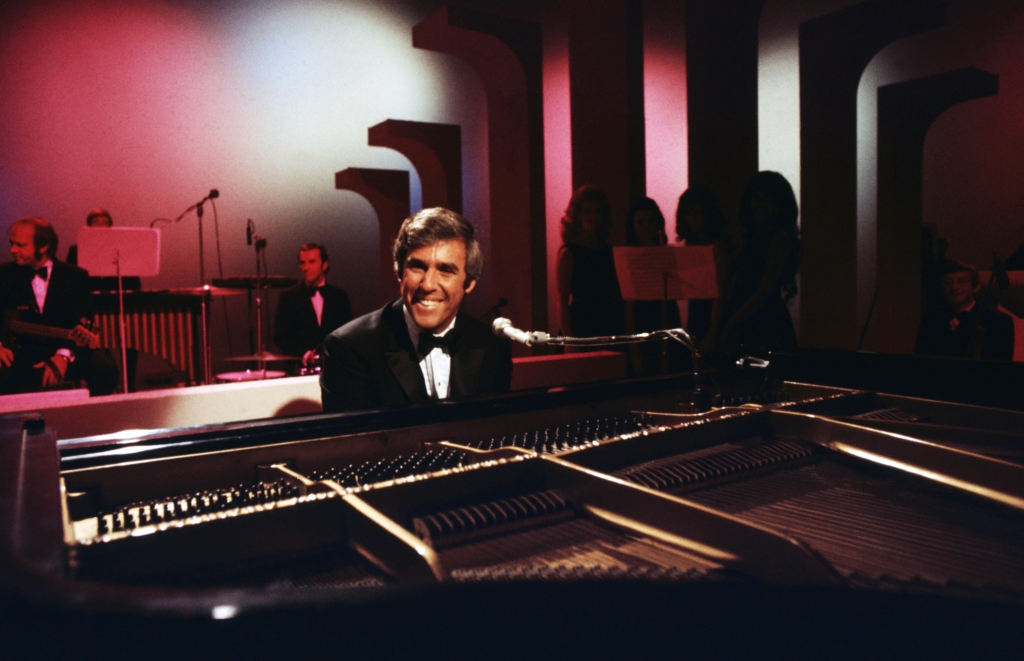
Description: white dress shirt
xmin=311 ymin=289 xmax=324 ymax=326
xmin=403 ymin=303 xmax=456 ymax=399
xmin=32 ymin=260 xmax=52 ymax=313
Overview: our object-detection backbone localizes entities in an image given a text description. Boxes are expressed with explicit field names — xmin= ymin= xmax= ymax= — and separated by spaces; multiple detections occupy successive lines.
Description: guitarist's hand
xmin=0 ymin=345 xmax=13 ymax=368
xmin=35 ymin=354 xmax=69 ymax=386
xmin=71 ymin=324 xmax=100 ymax=350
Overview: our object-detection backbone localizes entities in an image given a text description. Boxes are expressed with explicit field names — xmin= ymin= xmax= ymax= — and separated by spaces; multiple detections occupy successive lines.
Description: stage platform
xmin=0 ymin=351 xmax=628 ymax=440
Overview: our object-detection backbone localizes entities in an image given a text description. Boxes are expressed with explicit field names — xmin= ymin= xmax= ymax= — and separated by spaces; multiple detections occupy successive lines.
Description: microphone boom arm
xmin=541 ymin=328 xmax=697 ymax=352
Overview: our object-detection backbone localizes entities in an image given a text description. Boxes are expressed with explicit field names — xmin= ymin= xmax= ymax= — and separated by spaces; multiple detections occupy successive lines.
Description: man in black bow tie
xmin=274 ymin=243 xmax=352 ymax=370
xmin=914 ymin=259 xmax=1014 ymax=360
xmin=0 ymin=216 xmax=117 ymax=394
xmin=320 ymin=208 xmax=512 ymax=412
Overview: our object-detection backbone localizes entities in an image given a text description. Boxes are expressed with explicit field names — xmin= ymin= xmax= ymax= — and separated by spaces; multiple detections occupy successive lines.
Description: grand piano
xmin=2 ymin=353 xmax=1023 ymax=657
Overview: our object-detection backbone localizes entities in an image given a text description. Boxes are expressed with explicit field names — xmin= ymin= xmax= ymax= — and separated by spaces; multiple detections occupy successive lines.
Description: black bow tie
xmin=418 ymin=329 xmax=460 ymax=356
xmin=35 ymin=267 xmax=49 ymax=280
xmin=308 ymin=285 xmax=324 ymax=298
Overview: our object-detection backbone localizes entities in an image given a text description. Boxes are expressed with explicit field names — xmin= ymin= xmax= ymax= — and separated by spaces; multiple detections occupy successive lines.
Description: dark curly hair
xmin=625 ymin=197 xmax=667 ymax=246
xmin=560 ymin=185 xmax=611 ymax=244
xmin=738 ymin=171 xmax=800 ymax=301
xmin=675 ymin=185 xmax=727 ymax=244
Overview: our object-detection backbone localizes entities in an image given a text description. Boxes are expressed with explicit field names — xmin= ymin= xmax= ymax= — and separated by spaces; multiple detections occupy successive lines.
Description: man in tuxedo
xmin=914 ymin=259 xmax=1014 ymax=361
xmin=274 ymin=243 xmax=352 ymax=369
xmin=320 ymin=208 xmax=512 ymax=412
xmin=0 ymin=216 xmax=117 ymax=395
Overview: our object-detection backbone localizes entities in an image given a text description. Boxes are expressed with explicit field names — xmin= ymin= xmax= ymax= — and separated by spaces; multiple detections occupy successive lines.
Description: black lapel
xmin=382 ymin=301 xmax=429 ymax=403
xmin=449 ymin=313 xmax=484 ymax=398
xmin=299 ymin=285 xmax=320 ymax=331
xmin=40 ymin=262 xmax=59 ymax=319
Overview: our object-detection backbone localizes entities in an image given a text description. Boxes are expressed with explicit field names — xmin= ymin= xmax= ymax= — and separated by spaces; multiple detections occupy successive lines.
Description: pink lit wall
xmin=643 ymin=0 xmax=689 ymax=243
xmin=0 ymin=0 xmax=492 ymax=366
xmin=4 ymin=0 xmax=1023 ymax=368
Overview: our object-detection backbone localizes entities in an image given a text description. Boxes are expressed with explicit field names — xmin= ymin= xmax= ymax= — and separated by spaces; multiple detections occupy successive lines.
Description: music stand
xmin=77 ymin=227 xmax=161 ymax=394
xmin=613 ymin=245 xmax=718 ymax=375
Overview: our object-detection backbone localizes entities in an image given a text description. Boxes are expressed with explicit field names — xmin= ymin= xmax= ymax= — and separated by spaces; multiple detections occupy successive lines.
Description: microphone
xmin=492 ymin=317 xmax=549 ymax=347
xmin=208 ymin=189 xmax=219 ymax=200
xmin=246 ymin=219 xmax=253 ymax=246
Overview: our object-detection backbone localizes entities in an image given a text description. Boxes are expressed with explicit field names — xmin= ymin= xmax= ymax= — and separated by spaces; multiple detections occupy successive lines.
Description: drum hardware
xmin=225 ymin=352 xmax=300 ymax=363
xmin=214 ymin=369 xmax=286 ymax=383
xmin=164 ymin=286 xmax=246 ymax=297
xmin=211 ymin=276 xmax=297 ymax=289
xmin=298 ymin=349 xmax=323 ymax=376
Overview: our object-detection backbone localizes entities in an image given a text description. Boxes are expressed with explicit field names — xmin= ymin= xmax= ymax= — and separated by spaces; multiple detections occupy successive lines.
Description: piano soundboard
xmin=51 ymin=381 xmax=1024 ymax=602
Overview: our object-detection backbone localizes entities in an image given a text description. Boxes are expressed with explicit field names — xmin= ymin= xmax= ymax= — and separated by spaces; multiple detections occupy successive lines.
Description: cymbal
xmin=224 ymin=352 xmax=301 ymax=362
xmin=212 ymin=276 xmax=298 ymax=289
xmin=165 ymin=286 xmax=247 ymax=297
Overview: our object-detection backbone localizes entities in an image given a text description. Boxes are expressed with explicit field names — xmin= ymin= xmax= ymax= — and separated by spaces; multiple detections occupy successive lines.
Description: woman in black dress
xmin=674 ymin=185 xmax=732 ymax=355
xmin=556 ymin=185 xmax=624 ymax=338
xmin=717 ymin=171 xmax=800 ymax=359
xmin=624 ymin=197 xmax=683 ymax=374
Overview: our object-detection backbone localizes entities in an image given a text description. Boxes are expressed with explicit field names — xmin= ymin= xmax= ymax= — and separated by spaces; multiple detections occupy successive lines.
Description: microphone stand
xmin=166 ymin=189 xmax=220 ymax=384
xmin=114 ymin=250 xmax=129 ymax=394
xmin=253 ymin=234 xmax=268 ymax=377
xmin=500 ymin=323 xmax=718 ymax=410
xmin=195 ymin=201 xmax=212 ymax=384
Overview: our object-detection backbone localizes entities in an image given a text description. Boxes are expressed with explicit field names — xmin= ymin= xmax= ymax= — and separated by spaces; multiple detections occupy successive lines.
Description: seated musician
xmin=320 ymin=208 xmax=512 ymax=412
xmin=0 ymin=217 xmax=118 ymax=395
xmin=914 ymin=259 xmax=1014 ymax=361
xmin=274 ymin=242 xmax=353 ymax=371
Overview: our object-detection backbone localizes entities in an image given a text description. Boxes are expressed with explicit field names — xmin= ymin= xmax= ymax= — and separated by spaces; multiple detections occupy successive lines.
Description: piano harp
xmin=4 ymin=371 xmax=1024 ymax=655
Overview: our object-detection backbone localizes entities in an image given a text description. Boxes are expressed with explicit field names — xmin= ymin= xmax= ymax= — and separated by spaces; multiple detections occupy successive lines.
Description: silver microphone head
xmin=492 ymin=317 xmax=512 ymax=336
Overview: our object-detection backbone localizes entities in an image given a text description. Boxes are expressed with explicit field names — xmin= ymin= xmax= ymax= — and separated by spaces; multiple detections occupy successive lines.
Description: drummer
xmin=273 ymin=243 xmax=352 ymax=371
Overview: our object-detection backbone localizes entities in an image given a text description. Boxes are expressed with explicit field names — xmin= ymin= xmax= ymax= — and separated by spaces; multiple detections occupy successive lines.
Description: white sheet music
xmin=613 ymin=245 xmax=718 ymax=301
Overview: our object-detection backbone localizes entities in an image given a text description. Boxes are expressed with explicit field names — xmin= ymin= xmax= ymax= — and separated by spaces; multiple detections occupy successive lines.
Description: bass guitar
xmin=8 ymin=319 xmax=101 ymax=350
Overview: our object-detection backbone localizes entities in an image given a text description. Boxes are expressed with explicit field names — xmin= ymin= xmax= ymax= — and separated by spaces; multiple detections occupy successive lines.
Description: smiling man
xmin=320 ymin=208 xmax=512 ymax=412
xmin=914 ymin=259 xmax=1014 ymax=361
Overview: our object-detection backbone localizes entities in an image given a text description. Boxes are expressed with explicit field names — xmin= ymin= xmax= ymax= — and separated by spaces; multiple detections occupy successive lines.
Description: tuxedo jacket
xmin=914 ymin=302 xmax=1015 ymax=361
xmin=274 ymin=282 xmax=353 ymax=357
xmin=320 ymin=299 xmax=513 ymax=413
xmin=0 ymin=260 xmax=93 ymax=362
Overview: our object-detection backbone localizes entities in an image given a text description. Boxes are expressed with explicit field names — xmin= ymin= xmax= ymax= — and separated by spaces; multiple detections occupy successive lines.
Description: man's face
xmin=298 ymin=249 xmax=327 ymax=287
xmin=942 ymin=271 xmax=976 ymax=311
xmin=9 ymin=224 xmax=42 ymax=267
xmin=400 ymin=239 xmax=476 ymax=333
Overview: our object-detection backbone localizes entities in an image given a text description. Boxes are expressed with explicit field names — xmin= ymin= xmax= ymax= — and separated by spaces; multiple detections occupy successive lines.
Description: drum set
xmin=155 ymin=194 xmax=321 ymax=385
xmin=170 ymin=276 xmax=320 ymax=384
xmin=214 ymin=276 xmax=325 ymax=386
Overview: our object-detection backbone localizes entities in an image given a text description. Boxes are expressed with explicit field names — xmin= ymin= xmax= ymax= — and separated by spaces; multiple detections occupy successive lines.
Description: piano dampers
xmin=616 ymin=439 xmax=817 ymax=493
xmin=851 ymin=407 xmax=926 ymax=422
xmin=413 ymin=490 xmax=574 ymax=549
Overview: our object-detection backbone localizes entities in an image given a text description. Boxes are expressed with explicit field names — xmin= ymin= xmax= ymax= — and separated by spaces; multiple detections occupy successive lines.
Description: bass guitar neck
xmin=8 ymin=319 xmax=100 ymax=349
xmin=9 ymin=319 xmax=76 ymax=341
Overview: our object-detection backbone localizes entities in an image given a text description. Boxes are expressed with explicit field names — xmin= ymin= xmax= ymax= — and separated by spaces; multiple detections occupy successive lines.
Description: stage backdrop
xmin=1 ymin=0 xmax=1022 ymax=374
